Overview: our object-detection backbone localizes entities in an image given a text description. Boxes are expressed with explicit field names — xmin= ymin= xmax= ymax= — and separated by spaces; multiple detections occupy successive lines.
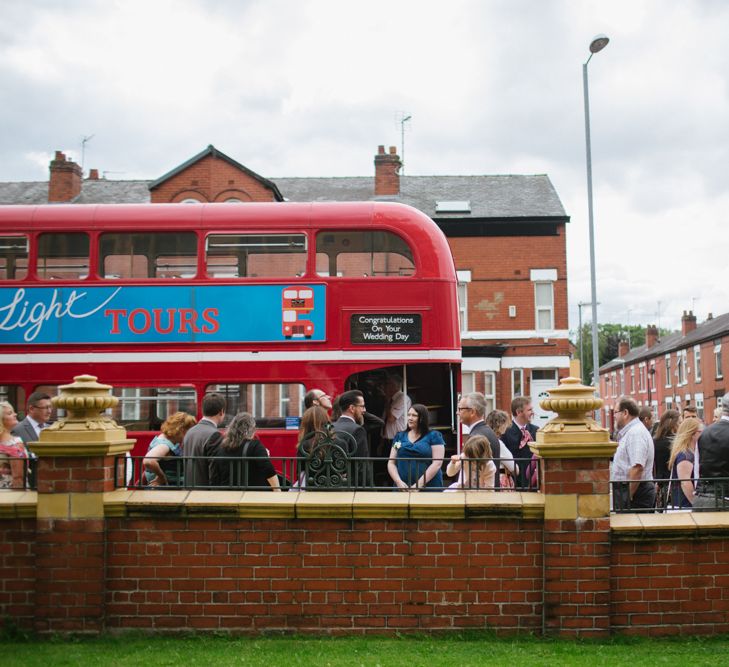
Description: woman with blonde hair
xmin=143 ymin=411 xmax=197 ymax=487
xmin=445 ymin=435 xmax=496 ymax=490
xmin=667 ymin=417 xmax=703 ymax=509
xmin=0 ymin=401 xmax=29 ymax=489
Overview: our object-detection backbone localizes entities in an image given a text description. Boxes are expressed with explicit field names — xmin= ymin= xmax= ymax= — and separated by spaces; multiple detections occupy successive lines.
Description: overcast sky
xmin=2 ymin=0 xmax=728 ymax=333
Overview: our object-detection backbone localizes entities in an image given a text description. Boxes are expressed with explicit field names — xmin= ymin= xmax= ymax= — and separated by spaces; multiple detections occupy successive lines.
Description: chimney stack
xmin=618 ymin=339 xmax=629 ymax=358
xmin=87 ymin=168 xmax=100 ymax=180
xmin=48 ymin=151 xmax=82 ymax=202
xmin=646 ymin=324 xmax=658 ymax=349
xmin=681 ymin=310 xmax=697 ymax=336
xmin=374 ymin=145 xmax=401 ymax=196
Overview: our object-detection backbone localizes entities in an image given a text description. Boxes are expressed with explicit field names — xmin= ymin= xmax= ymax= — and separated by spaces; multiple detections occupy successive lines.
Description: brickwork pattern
xmin=0 ymin=519 xmax=36 ymax=630
xmin=150 ymin=156 xmax=277 ymax=203
xmin=611 ymin=538 xmax=729 ymax=636
xmin=104 ymin=517 xmax=543 ymax=634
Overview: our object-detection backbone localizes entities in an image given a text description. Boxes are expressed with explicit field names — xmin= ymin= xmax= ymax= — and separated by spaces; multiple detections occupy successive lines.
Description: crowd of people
xmin=610 ymin=392 xmax=729 ymax=512
xmin=0 ymin=384 xmax=541 ymax=494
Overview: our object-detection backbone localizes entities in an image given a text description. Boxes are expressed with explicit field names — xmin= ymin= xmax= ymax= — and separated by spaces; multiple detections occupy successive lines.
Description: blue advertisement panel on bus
xmin=0 ymin=284 xmax=326 ymax=344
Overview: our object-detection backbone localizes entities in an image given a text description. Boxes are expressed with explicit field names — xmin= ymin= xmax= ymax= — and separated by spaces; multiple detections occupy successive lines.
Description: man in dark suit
xmin=333 ymin=389 xmax=372 ymax=488
xmin=12 ymin=391 xmax=53 ymax=444
xmin=501 ymin=396 xmax=539 ymax=490
xmin=183 ymin=392 xmax=225 ymax=487
xmin=457 ymin=392 xmax=501 ymax=489
xmin=694 ymin=392 xmax=729 ymax=508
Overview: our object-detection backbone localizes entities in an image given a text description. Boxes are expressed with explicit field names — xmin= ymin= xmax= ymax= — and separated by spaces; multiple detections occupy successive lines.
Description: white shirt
xmin=611 ymin=417 xmax=654 ymax=481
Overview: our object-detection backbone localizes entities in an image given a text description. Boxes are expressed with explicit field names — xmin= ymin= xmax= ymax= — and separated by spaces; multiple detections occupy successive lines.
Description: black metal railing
xmin=116 ymin=452 xmax=540 ymax=493
xmin=611 ymin=477 xmax=729 ymax=513
xmin=0 ymin=456 xmax=36 ymax=491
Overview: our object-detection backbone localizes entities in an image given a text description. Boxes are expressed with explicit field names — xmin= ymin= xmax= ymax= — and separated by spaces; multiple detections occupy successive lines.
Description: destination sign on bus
xmin=0 ymin=284 xmax=326 ymax=344
xmin=350 ymin=314 xmax=422 ymax=345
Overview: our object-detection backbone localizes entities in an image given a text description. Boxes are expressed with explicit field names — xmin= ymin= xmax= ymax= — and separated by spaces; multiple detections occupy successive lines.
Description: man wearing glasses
xmin=333 ymin=390 xmax=372 ymax=488
xmin=457 ymin=392 xmax=501 ymax=488
xmin=611 ymin=396 xmax=655 ymax=511
xmin=304 ymin=389 xmax=333 ymax=412
xmin=12 ymin=391 xmax=53 ymax=444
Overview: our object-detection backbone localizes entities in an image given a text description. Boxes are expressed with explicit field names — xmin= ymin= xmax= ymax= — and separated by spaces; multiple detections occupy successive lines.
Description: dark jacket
xmin=502 ymin=421 xmax=538 ymax=489
xmin=333 ymin=416 xmax=372 ymax=488
xmin=12 ymin=417 xmax=39 ymax=445
xmin=697 ymin=419 xmax=729 ymax=487
xmin=182 ymin=418 xmax=222 ymax=487
xmin=209 ymin=438 xmax=276 ymax=489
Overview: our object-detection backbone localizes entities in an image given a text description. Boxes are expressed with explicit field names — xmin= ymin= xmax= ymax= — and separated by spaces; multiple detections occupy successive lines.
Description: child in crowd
xmin=444 ymin=435 xmax=496 ymax=491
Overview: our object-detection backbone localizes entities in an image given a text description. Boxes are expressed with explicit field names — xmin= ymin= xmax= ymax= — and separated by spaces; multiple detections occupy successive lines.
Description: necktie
xmin=519 ymin=427 xmax=532 ymax=449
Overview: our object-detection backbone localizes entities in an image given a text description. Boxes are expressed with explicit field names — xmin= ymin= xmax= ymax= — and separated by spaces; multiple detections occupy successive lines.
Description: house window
xmin=457 ymin=282 xmax=468 ymax=333
xmin=630 ymin=367 xmax=635 ymax=394
xmin=665 ymin=355 xmax=672 ymax=388
xmin=619 ymin=369 xmax=625 ymax=395
xmin=677 ymin=350 xmax=688 ymax=386
xmin=512 ymin=369 xmax=523 ymax=397
xmin=611 ymin=371 xmax=618 ymax=397
xmin=694 ymin=345 xmax=702 ymax=382
xmin=638 ymin=364 xmax=647 ymax=393
xmin=461 ymin=372 xmax=476 ymax=396
xmin=695 ymin=392 xmax=705 ymax=421
xmin=484 ymin=372 xmax=496 ymax=414
xmin=534 ymin=282 xmax=554 ymax=330
xmin=715 ymin=340 xmax=723 ymax=379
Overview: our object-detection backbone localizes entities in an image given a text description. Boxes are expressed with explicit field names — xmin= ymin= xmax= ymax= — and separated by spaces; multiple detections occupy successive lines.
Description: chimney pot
xmin=48 ymin=149 xmax=82 ymax=203
xmin=681 ymin=310 xmax=697 ymax=335
xmin=374 ymin=144 xmax=402 ymax=196
xmin=646 ymin=324 xmax=659 ymax=349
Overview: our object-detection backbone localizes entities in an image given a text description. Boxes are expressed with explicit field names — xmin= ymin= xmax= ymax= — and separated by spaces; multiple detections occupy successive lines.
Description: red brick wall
xmin=150 ymin=155 xmax=277 ymax=203
xmin=5 ymin=511 xmax=729 ymax=636
xmin=104 ymin=517 xmax=543 ymax=633
xmin=611 ymin=538 xmax=729 ymax=636
xmin=0 ymin=519 xmax=36 ymax=630
xmin=449 ymin=227 xmax=568 ymax=333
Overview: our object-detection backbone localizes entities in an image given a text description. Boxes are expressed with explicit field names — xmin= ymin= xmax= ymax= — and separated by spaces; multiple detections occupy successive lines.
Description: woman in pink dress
xmin=0 ymin=402 xmax=29 ymax=489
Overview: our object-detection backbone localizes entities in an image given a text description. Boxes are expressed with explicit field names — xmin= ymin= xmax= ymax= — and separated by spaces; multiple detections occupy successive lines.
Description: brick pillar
xmin=532 ymin=377 xmax=616 ymax=638
xmin=29 ymin=375 xmax=133 ymax=634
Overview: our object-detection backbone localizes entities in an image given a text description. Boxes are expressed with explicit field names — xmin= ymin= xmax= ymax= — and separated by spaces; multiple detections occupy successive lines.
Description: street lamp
xmin=583 ymin=34 xmax=609 ymax=414
xmin=578 ymin=301 xmax=599 ymax=384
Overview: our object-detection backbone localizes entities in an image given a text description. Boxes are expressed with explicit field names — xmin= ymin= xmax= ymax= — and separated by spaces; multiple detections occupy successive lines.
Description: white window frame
xmin=461 ymin=371 xmax=476 ymax=396
xmin=512 ymin=368 xmax=524 ymax=397
xmin=534 ymin=281 xmax=554 ymax=331
xmin=483 ymin=371 xmax=496 ymax=414
xmin=677 ymin=350 xmax=688 ymax=386
xmin=121 ymin=387 xmax=141 ymax=421
xmin=279 ymin=384 xmax=291 ymax=417
xmin=619 ymin=369 xmax=625 ymax=395
xmin=456 ymin=270 xmax=471 ymax=334
xmin=611 ymin=371 xmax=618 ymax=397
xmin=694 ymin=344 xmax=702 ymax=382
xmin=665 ymin=354 xmax=672 ymax=388
xmin=630 ymin=366 xmax=635 ymax=394
xmin=715 ymin=340 xmax=723 ymax=379
xmin=695 ymin=392 xmax=705 ymax=420
xmin=252 ymin=384 xmax=265 ymax=417
xmin=638 ymin=363 xmax=647 ymax=393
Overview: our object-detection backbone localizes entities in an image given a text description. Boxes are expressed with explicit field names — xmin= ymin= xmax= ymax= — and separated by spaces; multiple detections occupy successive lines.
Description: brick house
xmin=599 ymin=310 xmax=729 ymax=430
xmin=0 ymin=144 xmax=571 ymax=421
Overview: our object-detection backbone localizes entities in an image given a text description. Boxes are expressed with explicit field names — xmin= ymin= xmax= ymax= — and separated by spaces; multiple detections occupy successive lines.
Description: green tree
xmin=572 ymin=323 xmax=671 ymax=386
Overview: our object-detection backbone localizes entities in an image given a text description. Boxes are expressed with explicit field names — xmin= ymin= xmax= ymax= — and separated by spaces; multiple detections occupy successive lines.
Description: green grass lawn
xmin=1 ymin=633 xmax=729 ymax=666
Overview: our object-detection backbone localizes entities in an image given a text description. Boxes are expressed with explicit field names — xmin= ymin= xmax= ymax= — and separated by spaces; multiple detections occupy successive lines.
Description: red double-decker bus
xmin=0 ymin=202 xmax=461 ymax=467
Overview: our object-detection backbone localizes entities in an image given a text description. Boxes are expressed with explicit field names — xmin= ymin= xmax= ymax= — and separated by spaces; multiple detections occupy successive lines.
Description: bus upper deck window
xmin=38 ymin=233 xmax=89 ymax=280
xmin=0 ymin=236 xmax=29 ymax=280
xmin=100 ymin=232 xmax=198 ymax=279
xmin=205 ymin=234 xmax=307 ymax=279
xmin=315 ymin=231 xmax=415 ymax=278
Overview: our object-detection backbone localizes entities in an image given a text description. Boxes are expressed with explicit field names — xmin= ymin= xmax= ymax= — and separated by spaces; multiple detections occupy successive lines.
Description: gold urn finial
xmin=30 ymin=374 xmax=134 ymax=456
xmin=532 ymin=376 xmax=615 ymax=459
xmin=52 ymin=374 xmax=120 ymax=424
xmin=539 ymin=376 xmax=604 ymax=427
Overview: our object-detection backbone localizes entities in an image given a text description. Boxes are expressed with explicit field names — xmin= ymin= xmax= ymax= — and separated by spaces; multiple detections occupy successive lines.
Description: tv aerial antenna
xmin=81 ymin=134 xmax=95 ymax=173
xmin=396 ymin=112 xmax=412 ymax=174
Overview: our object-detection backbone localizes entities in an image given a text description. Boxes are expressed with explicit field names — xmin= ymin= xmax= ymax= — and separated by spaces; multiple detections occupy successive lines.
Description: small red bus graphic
xmin=282 ymin=286 xmax=314 ymax=338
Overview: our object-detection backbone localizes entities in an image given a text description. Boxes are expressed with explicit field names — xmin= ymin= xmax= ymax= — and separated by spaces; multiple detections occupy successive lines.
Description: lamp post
xmin=578 ymin=301 xmax=599 ymax=384
xmin=583 ymin=34 xmax=609 ymax=415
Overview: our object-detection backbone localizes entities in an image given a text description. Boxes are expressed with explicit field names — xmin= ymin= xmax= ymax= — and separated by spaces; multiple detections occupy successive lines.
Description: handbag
xmin=499 ymin=468 xmax=516 ymax=491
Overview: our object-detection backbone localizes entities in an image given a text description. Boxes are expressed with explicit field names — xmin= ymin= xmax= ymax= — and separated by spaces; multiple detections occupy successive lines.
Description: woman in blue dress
xmin=387 ymin=403 xmax=445 ymax=491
